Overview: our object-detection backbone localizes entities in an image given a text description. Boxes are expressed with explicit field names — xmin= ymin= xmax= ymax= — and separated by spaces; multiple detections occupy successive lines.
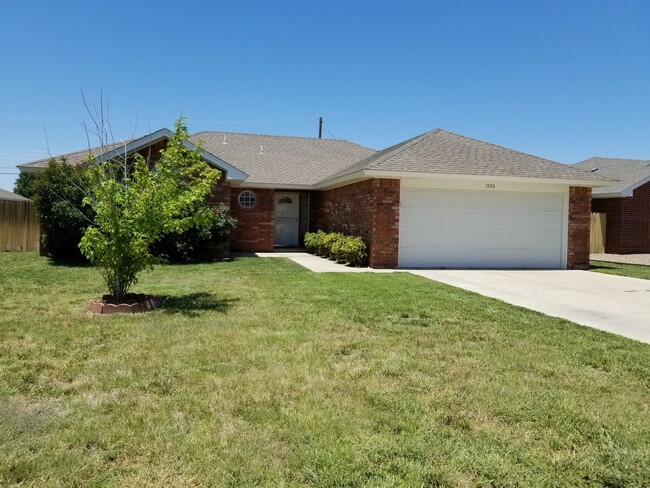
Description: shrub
xmin=29 ymin=160 xmax=94 ymax=261
xmin=323 ymin=232 xmax=344 ymax=260
xmin=151 ymin=203 xmax=236 ymax=262
xmin=304 ymin=230 xmax=323 ymax=254
xmin=304 ymin=230 xmax=367 ymax=267
xmin=13 ymin=172 xmax=37 ymax=198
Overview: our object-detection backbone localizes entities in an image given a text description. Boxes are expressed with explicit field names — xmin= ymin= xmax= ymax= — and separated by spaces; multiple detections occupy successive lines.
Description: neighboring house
xmin=0 ymin=188 xmax=29 ymax=202
xmin=574 ymin=157 xmax=650 ymax=254
xmin=18 ymin=128 xmax=611 ymax=269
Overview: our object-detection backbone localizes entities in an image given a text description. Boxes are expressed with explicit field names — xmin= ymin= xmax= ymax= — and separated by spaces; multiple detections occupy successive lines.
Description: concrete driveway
xmin=409 ymin=270 xmax=650 ymax=345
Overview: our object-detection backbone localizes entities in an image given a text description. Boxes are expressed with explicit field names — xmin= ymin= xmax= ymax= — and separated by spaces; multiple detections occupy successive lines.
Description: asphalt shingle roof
xmin=0 ymin=189 xmax=29 ymax=201
xmin=573 ymin=157 xmax=650 ymax=195
xmin=17 ymin=128 xmax=610 ymax=187
xmin=190 ymin=132 xmax=375 ymax=186
xmin=17 ymin=141 xmax=132 ymax=170
xmin=328 ymin=129 xmax=609 ymax=182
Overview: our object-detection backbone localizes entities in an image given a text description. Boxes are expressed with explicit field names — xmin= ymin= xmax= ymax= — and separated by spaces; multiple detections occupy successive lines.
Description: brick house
xmin=574 ymin=157 xmax=650 ymax=254
xmin=19 ymin=128 xmax=611 ymax=269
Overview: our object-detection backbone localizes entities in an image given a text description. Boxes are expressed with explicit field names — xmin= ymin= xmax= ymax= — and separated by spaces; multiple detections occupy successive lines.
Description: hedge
xmin=304 ymin=230 xmax=368 ymax=267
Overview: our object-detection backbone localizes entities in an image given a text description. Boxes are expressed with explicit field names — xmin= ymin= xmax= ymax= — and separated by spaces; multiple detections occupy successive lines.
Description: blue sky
xmin=1 ymin=0 xmax=649 ymax=190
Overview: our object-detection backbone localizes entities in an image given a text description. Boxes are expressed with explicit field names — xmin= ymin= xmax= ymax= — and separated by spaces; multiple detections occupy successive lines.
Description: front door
xmin=274 ymin=192 xmax=299 ymax=246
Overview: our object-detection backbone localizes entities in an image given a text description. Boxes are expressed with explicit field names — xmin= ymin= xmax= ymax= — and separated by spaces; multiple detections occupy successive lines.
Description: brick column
xmin=369 ymin=179 xmax=400 ymax=268
xmin=567 ymin=186 xmax=591 ymax=270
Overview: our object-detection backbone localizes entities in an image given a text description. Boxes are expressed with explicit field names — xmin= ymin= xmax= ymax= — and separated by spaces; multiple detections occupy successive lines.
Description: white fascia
xmin=93 ymin=128 xmax=249 ymax=183
xmin=361 ymin=170 xmax=618 ymax=187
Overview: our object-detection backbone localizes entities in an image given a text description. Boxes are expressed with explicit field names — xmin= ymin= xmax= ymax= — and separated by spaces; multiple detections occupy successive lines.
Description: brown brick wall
xmin=568 ymin=186 xmax=591 ymax=270
xmin=229 ymin=188 xmax=275 ymax=252
xmin=203 ymin=177 xmax=232 ymax=258
xmin=314 ymin=179 xmax=400 ymax=268
xmin=592 ymin=181 xmax=650 ymax=253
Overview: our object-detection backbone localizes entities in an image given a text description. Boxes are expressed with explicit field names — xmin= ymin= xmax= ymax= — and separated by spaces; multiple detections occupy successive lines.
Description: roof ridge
xmin=191 ymin=130 xmax=359 ymax=145
xmin=364 ymin=128 xmax=442 ymax=170
xmin=316 ymin=129 xmax=442 ymax=183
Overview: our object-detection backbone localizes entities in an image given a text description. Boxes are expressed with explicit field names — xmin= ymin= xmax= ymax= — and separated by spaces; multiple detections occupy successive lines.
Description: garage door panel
xmin=399 ymin=246 xmax=562 ymax=269
xmin=400 ymin=207 xmax=561 ymax=230
xmin=400 ymin=228 xmax=562 ymax=250
xmin=399 ymin=188 xmax=564 ymax=268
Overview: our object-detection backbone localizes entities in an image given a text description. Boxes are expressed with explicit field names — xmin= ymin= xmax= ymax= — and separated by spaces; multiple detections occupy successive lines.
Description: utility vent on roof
xmin=590 ymin=168 xmax=598 ymax=172
xmin=223 ymin=135 xmax=228 ymax=144
xmin=260 ymin=145 xmax=265 ymax=155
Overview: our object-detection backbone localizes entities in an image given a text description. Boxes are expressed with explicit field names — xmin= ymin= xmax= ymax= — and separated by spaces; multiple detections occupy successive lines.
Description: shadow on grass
xmin=589 ymin=262 xmax=618 ymax=271
xmin=157 ymin=292 xmax=239 ymax=317
xmin=46 ymin=257 xmax=92 ymax=268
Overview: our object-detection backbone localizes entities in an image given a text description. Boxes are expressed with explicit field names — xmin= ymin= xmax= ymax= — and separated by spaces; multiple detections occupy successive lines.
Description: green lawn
xmin=591 ymin=260 xmax=650 ymax=281
xmin=1 ymin=253 xmax=649 ymax=487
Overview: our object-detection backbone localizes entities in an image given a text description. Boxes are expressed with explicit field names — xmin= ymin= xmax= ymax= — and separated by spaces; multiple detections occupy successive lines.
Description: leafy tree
xmin=14 ymin=172 xmax=37 ymax=198
xmin=79 ymin=118 xmax=221 ymax=303
xmin=30 ymin=160 xmax=94 ymax=260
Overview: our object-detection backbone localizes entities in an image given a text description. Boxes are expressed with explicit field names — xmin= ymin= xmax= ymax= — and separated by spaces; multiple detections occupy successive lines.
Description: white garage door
xmin=399 ymin=188 xmax=565 ymax=268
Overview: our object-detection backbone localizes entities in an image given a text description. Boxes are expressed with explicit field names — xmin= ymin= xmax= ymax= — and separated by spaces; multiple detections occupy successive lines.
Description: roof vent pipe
xmin=223 ymin=134 xmax=228 ymax=144
xmin=260 ymin=145 xmax=265 ymax=155
xmin=590 ymin=168 xmax=598 ymax=172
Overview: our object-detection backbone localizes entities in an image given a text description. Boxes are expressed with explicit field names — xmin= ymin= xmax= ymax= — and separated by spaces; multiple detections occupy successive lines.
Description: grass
xmin=590 ymin=260 xmax=650 ymax=280
xmin=1 ymin=253 xmax=649 ymax=487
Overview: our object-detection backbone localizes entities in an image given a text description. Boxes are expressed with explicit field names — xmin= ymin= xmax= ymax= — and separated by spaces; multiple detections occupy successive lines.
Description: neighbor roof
xmin=573 ymin=157 xmax=650 ymax=197
xmin=191 ymin=132 xmax=375 ymax=186
xmin=0 ymin=189 xmax=29 ymax=201
xmin=17 ymin=141 xmax=130 ymax=172
xmin=327 ymin=129 xmax=611 ymax=183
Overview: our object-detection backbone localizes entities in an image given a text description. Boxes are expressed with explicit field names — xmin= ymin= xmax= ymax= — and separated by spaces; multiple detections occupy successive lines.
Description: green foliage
xmin=79 ymin=118 xmax=221 ymax=302
xmin=303 ymin=230 xmax=323 ymax=254
xmin=13 ymin=172 xmax=37 ymax=198
xmin=30 ymin=161 xmax=94 ymax=260
xmin=151 ymin=202 xmax=237 ymax=262
xmin=304 ymin=230 xmax=368 ymax=267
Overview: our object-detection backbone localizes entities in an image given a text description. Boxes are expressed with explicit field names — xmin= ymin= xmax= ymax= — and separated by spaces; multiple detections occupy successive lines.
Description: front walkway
xmin=252 ymin=251 xmax=399 ymax=273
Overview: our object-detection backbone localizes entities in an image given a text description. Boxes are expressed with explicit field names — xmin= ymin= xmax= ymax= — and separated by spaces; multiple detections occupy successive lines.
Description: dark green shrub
xmin=13 ymin=172 xmax=37 ymax=198
xmin=151 ymin=203 xmax=236 ymax=262
xmin=30 ymin=160 xmax=94 ymax=261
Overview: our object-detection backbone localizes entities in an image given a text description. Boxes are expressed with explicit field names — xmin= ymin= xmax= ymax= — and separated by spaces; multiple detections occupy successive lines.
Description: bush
xmin=30 ymin=160 xmax=94 ymax=261
xmin=151 ymin=203 xmax=236 ymax=262
xmin=303 ymin=230 xmax=324 ymax=255
xmin=303 ymin=231 xmax=368 ymax=267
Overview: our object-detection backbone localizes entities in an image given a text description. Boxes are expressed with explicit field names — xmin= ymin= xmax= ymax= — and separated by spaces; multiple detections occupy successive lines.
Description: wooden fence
xmin=590 ymin=212 xmax=606 ymax=254
xmin=0 ymin=199 xmax=40 ymax=252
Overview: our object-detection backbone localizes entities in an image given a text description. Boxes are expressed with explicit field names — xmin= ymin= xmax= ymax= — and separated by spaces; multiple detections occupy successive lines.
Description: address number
xmin=485 ymin=183 xmax=496 ymax=189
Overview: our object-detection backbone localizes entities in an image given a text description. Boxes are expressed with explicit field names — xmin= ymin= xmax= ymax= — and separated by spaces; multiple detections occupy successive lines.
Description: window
xmin=278 ymin=196 xmax=293 ymax=204
xmin=238 ymin=190 xmax=257 ymax=209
